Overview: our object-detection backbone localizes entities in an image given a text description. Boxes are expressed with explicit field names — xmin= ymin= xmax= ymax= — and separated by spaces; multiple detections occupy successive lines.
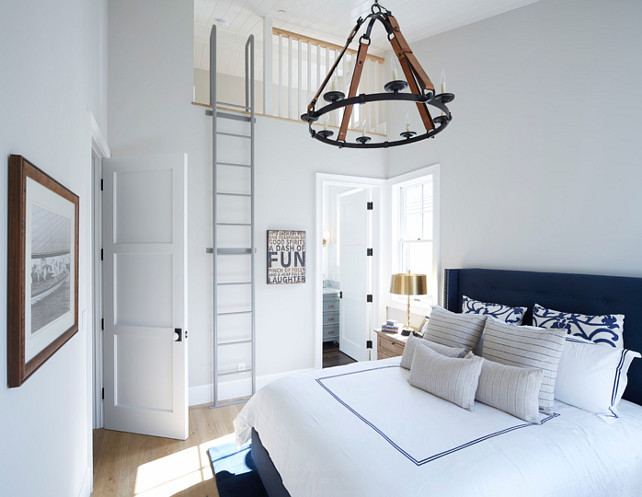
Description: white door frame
xmin=315 ymin=173 xmax=384 ymax=369
xmin=90 ymin=114 xmax=110 ymax=429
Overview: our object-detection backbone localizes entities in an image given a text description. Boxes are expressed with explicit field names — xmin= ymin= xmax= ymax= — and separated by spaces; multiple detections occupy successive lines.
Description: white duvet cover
xmin=235 ymin=357 xmax=642 ymax=497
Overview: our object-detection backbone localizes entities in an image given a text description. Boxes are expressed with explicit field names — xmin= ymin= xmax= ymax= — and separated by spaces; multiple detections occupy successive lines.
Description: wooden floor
xmin=93 ymin=403 xmax=244 ymax=497
xmin=322 ymin=341 xmax=357 ymax=368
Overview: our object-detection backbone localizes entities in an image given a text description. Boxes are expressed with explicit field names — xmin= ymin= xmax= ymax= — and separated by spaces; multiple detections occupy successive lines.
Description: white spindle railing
xmin=270 ymin=28 xmax=385 ymax=135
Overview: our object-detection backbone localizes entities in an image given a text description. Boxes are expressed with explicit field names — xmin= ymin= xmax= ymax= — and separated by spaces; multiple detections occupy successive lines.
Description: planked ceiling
xmin=194 ymin=0 xmax=543 ymax=75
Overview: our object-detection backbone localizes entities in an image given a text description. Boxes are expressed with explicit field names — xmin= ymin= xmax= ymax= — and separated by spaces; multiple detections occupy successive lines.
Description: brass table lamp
xmin=390 ymin=271 xmax=428 ymax=336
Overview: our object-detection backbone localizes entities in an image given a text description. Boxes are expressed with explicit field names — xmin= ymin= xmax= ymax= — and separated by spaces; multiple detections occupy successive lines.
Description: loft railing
xmin=270 ymin=27 xmax=386 ymax=135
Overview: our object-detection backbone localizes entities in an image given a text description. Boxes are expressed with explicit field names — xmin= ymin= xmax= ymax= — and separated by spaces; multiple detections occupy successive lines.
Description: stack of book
xmin=381 ymin=320 xmax=400 ymax=333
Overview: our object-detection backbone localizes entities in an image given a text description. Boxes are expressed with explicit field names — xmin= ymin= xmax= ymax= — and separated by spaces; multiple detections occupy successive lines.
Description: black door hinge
xmin=100 ymin=249 xmax=103 ymax=261
xmin=367 ymin=248 xmax=373 ymax=256
xmin=367 ymin=201 xmax=373 ymax=210
xmin=101 ymin=318 xmax=104 ymax=330
xmin=100 ymin=179 xmax=103 ymax=191
xmin=339 ymin=291 xmax=343 ymax=299
xmin=366 ymin=294 xmax=373 ymax=303
xmin=366 ymin=340 xmax=373 ymax=349
xmin=102 ymin=388 xmax=104 ymax=400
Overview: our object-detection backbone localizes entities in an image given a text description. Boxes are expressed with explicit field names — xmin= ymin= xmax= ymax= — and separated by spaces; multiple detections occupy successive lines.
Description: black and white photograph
xmin=30 ymin=205 xmax=72 ymax=334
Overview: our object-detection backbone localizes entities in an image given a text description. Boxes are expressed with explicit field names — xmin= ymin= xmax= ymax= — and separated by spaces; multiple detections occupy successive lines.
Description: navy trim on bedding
xmin=316 ymin=365 xmax=559 ymax=466
xmin=607 ymin=349 xmax=628 ymax=418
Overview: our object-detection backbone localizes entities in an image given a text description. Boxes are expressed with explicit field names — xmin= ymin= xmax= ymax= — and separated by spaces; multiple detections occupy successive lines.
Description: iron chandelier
xmin=301 ymin=0 xmax=454 ymax=149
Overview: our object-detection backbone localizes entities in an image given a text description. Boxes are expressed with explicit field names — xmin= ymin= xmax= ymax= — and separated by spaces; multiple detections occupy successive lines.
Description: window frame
xmin=389 ymin=165 xmax=440 ymax=315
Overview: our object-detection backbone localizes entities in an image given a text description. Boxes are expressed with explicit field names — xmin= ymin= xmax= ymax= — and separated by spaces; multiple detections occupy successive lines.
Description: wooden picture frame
xmin=266 ymin=230 xmax=306 ymax=284
xmin=7 ymin=155 xmax=79 ymax=387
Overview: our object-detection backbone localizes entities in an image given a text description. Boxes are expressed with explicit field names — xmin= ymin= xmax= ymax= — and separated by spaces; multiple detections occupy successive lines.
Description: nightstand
xmin=374 ymin=329 xmax=409 ymax=359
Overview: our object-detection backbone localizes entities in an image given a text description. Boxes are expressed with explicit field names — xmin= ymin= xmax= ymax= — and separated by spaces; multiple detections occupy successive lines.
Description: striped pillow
xmin=423 ymin=306 xmax=486 ymax=351
xmin=476 ymin=359 xmax=544 ymax=424
xmin=481 ymin=317 xmax=567 ymax=413
xmin=400 ymin=336 xmax=467 ymax=369
xmin=408 ymin=345 xmax=484 ymax=411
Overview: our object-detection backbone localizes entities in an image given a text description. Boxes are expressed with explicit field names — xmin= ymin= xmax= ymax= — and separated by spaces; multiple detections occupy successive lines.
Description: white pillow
xmin=476 ymin=359 xmax=543 ymax=424
xmin=481 ymin=317 xmax=567 ymax=413
xmin=423 ymin=306 xmax=486 ymax=351
xmin=400 ymin=335 xmax=467 ymax=369
xmin=408 ymin=345 xmax=484 ymax=411
xmin=555 ymin=337 xmax=640 ymax=417
xmin=462 ymin=295 xmax=527 ymax=325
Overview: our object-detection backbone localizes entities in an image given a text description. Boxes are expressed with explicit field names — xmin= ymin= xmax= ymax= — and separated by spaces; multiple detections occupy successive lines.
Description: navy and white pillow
xmin=532 ymin=303 xmax=624 ymax=348
xmin=462 ymin=295 xmax=527 ymax=325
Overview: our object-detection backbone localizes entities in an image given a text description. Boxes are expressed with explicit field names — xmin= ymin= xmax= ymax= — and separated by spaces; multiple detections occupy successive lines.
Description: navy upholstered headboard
xmin=444 ymin=268 xmax=642 ymax=406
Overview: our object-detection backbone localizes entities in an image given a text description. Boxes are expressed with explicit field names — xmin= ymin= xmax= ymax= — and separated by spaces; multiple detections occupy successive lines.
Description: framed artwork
xmin=7 ymin=155 xmax=79 ymax=387
xmin=267 ymin=230 xmax=306 ymax=284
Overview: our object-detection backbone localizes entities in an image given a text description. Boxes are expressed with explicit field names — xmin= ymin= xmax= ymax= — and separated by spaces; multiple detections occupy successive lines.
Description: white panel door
xmin=103 ymin=154 xmax=188 ymax=440
xmin=339 ymin=189 xmax=371 ymax=362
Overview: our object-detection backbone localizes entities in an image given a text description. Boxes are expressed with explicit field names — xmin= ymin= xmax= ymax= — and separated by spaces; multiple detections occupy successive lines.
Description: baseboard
xmin=189 ymin=368 xmax=314 ymax=406
xmin=78 ymin=465 xmax=92 ymax=497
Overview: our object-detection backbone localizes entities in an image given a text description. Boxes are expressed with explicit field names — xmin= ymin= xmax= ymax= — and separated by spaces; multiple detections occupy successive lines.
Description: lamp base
xmin=400 ymin=327 xmax=413 ymax=337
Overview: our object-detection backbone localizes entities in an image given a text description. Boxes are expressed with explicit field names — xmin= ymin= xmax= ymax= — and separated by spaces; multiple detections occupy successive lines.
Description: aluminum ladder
xmin=206 ymin=25 xmax=256 ymax=408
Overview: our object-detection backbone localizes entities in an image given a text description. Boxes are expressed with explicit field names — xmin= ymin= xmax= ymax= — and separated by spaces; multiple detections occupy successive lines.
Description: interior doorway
xmin=315 ymin=174 xmax=384 ymax=370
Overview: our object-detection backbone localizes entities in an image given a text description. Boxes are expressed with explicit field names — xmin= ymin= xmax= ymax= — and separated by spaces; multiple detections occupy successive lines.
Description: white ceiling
xmin=195 ymin=0 xmax=543 ymax=73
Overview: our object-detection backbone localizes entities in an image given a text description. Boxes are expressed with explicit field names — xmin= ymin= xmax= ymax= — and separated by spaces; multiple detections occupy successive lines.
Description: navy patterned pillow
xmin=532 ymin=303 xmax=624 ymax=348
xmin=462 ymin=295 xmax=527 ymax=325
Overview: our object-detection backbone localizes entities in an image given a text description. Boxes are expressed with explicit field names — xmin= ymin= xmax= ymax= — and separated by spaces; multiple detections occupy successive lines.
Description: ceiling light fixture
xmin=301 ymin=0 xmax=454 ymax=149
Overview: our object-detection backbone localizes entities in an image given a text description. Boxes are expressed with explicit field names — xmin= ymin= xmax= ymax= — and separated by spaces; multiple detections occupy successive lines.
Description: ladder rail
xmin=209 ymin=26 xmax=256 ymax=408
xmin=209 ymin=24 xmax=220 ymax=408
xmin=246 ymin=34 xmax=256 ymax=398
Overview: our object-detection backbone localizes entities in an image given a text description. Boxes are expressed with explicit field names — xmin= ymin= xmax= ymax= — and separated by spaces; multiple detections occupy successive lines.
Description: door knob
xmin=175 ymin=328 xmax=183 ymax=342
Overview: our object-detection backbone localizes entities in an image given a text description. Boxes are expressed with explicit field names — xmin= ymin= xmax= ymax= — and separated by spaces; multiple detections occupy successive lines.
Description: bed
xmin=234 ymin=268 xmax=642 ymax=497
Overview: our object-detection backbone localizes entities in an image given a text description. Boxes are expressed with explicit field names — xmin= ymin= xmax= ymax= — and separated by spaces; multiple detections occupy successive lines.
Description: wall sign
xmin=267 ymin=230 xmax=306 ymax=284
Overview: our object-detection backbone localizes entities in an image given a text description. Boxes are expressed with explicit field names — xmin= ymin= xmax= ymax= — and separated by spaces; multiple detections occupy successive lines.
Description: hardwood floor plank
xmin=322 ymin=341 xmax=357 ymax=368
xmin=93 ymin=403 xmax=244 ymax=497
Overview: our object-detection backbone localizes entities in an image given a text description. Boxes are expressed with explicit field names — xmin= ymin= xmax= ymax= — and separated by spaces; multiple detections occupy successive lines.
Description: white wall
xmin=387 ymin=0 xmax=642 ymax=283
xmin=194 ymin=68 xmax=265 ymax=112
xmin=108 ymin=0 xmax=387 ymax=403
xmin=0 ymin=0 xmax=107 ymax=496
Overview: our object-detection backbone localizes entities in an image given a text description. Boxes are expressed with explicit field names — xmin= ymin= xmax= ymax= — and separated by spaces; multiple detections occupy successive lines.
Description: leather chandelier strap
xmin=338 ymin=38 xmax=370 ymax=142
xmin=387 ymin=14 xmax=435 ymax=131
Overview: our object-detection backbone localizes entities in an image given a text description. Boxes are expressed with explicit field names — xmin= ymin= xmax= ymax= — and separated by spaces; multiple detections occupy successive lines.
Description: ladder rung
xmin=218 ymin=368 xmax=253 ymax=377
xmin=218 ymin=339 xmax=253 ymax=346
xmin=217 ymin=310 xmax=253 ymax=316
xmin=206 ymin=247 xmax=252 ymax=254
xmin=217 ymin=192 xmax=251 ymax=197
xmin=216 ymin=223 xmax=252 ymax=226
xmin=216 ymin=101 xmax=250 ymax=110
xmin=217 ymin=281 xmax=251 ymax=286
xmin=205 ymin=109 xmax=253 ymax=122
xmin=216 ymin=161 xmax=251 ymax=168
xmin=217 ymin=248 xmax=251 ymax=255
xmin=217 ymin=131 xmax=251 ymax=139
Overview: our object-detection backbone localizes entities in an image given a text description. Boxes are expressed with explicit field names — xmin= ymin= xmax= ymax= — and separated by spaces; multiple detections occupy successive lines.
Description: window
xmin=391 ymin=168 xmax=438 ymax=310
